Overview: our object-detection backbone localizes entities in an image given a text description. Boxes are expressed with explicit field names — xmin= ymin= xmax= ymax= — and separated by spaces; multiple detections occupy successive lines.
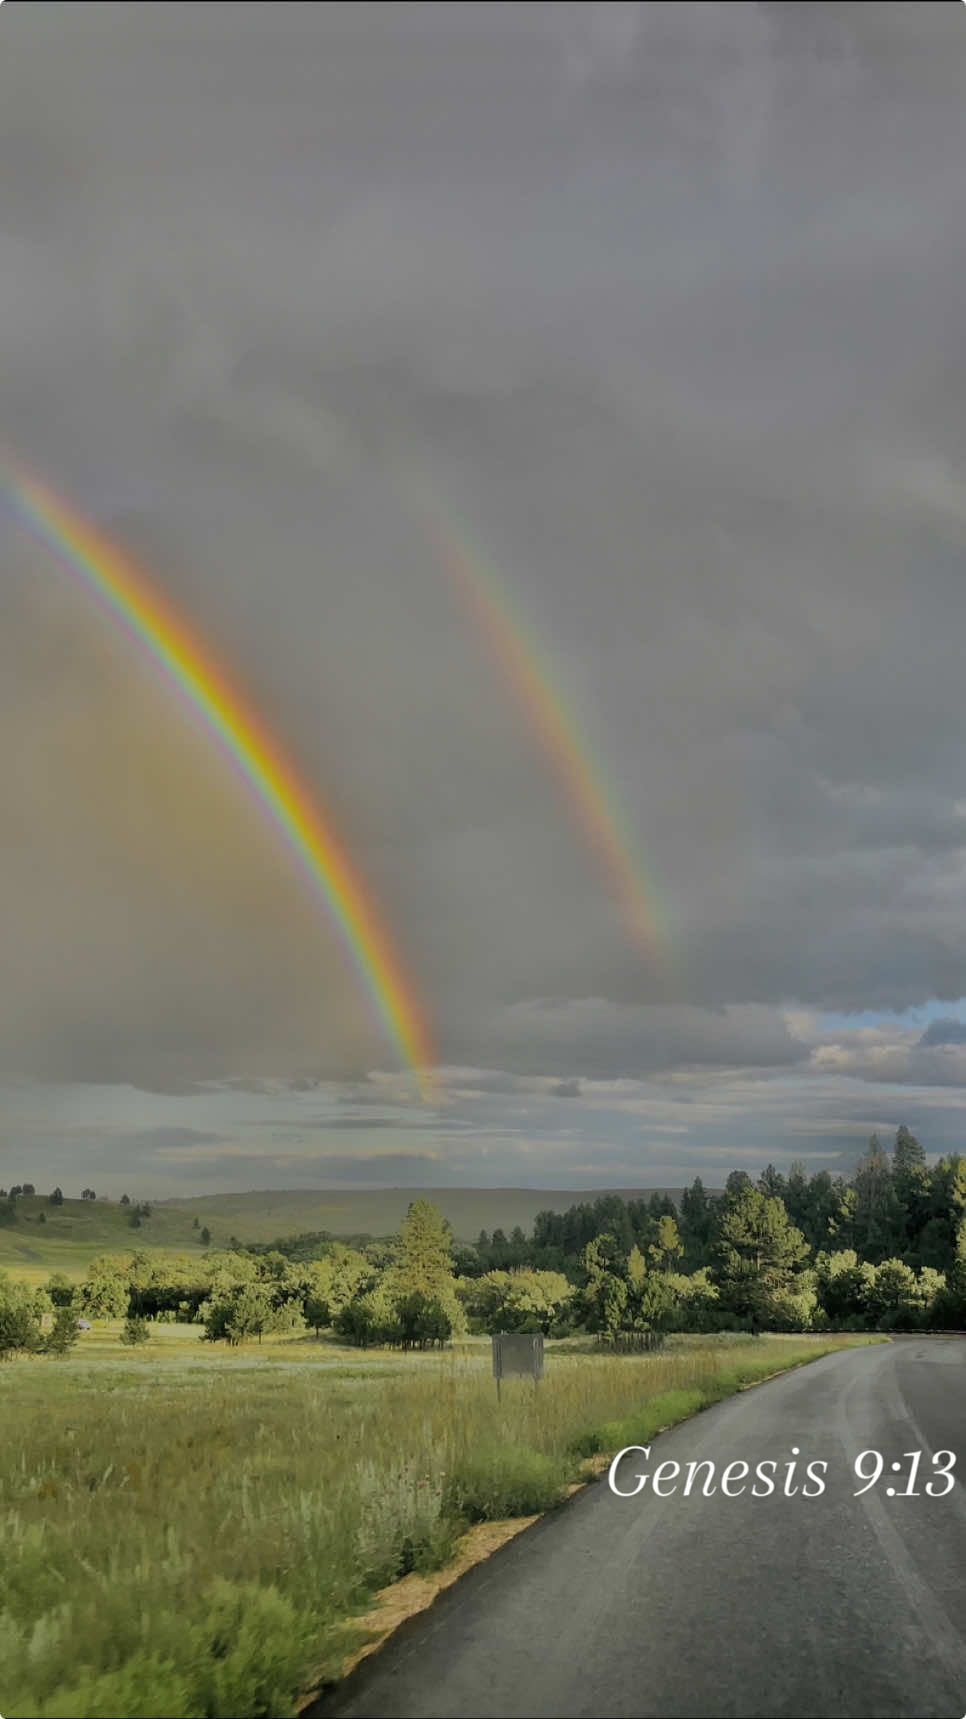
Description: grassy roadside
xmin=1 ymin=1332 xmax=880 ymax=1719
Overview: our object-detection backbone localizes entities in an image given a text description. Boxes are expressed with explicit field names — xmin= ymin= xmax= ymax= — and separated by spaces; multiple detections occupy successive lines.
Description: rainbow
xmin=411 ymin=492 xmax=668 ymax=973
xmin=2 ymin=456 xmax=438 ymax=1098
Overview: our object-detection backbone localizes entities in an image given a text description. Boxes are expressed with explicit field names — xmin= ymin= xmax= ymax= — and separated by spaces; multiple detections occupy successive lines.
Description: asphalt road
xmin=311 ymin=1338 xmax=966 ymax=1719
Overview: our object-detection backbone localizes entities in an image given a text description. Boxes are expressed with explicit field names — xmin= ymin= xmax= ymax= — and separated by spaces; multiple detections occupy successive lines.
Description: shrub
xmin=447 ymin=1443 xmax=570 ymax=1522
xmin=120 ymin=1315 xmax=150 ymax=1347
xmin=0 ymin=1273 xmax=48 ymax=1356
xmin=45 ymin=1306 xmax=81 ymax=1355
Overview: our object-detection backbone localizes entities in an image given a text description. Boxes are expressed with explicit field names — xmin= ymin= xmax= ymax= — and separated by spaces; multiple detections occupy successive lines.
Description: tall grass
xmin=1 ymin=1332 xmax=876 ymax=1718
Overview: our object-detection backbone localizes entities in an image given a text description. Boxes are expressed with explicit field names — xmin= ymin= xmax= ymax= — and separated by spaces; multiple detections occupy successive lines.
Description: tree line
xmin=2 ymin=1127 xmax=964 ymax=1356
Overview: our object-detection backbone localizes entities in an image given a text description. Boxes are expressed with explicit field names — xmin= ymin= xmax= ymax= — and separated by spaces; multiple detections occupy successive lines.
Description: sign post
xmin=491 ymin=1332 xmax=544 ymax=1401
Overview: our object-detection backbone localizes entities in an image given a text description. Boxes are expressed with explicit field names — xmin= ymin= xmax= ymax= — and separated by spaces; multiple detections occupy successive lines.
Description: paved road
xmin=311 ymin=1339 xmax=966 ymax=1719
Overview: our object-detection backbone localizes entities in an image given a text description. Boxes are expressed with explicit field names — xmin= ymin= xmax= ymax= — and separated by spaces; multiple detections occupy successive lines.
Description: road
xmin=311 ymin=1338 xmax=966 ymax=1719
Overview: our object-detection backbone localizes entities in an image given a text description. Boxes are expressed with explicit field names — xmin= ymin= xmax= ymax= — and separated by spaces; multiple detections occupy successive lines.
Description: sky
xmin=3 ymin=2 xmax=966 ymax=1197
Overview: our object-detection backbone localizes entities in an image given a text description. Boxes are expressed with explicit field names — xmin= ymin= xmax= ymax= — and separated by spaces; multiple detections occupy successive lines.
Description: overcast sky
xmin=3 ymin=3 xmax=966 ymax=1197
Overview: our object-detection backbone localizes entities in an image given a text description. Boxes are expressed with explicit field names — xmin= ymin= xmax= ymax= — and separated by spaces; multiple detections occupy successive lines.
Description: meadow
xmin=1 ymin=1325 xmax=879 ymax=1719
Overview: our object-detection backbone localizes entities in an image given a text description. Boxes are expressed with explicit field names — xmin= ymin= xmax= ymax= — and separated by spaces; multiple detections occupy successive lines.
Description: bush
xmin=120 ymin=1315 xmax=150 ymax=1347
xmin=447 ymin=1443 xmax=570 ymax=1522
xmin=0 ymin=1273 xmax=48 ymax=1356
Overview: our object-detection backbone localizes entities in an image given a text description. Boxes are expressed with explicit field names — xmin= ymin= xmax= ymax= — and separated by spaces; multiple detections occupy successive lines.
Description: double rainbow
xmin=3 ymin=457 xmax=438 ymax=1099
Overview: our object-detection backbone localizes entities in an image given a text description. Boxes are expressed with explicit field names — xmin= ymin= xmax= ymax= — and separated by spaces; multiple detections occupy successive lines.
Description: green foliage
xmin=0 ymin=1330 xmax=877 ymax=1719
xmin=0 ymin=1272 xmax=48 ymax=1356
xmin=457 ymin=1268 xmax=573 ymax=1335
xmin=650 ymin=1215 xmax=683 ymax=1272
xmin=45 ymin=1304 xmax=81 ymax=1355
xmin=714 ymin=1186 xmax=810 ymax=1323
xmin=81 ymin=1260 xmax=130 ymax=1320
xmin=120 ymin=1314 xmax=151 ymax=1346
xmin=394 ymin=1199 xmax=455 ymax=1297
xmin=448 ymin=1443 xmax=570 ymax=1521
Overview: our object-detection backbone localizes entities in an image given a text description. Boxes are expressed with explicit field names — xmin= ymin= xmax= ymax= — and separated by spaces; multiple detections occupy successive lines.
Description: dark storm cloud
xmin=919 ymin=1019 xmax=966 ymax=1049
xmin=3 ymin=4 xmax=966 ymax=1186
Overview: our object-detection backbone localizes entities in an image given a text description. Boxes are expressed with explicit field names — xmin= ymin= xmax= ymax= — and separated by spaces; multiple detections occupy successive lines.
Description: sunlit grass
xmin=1 ymin=1329 xmax=878 ymax=1718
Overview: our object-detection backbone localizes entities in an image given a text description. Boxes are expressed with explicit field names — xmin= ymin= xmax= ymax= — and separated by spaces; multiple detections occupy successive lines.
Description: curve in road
xmin=310 ymin=1338 xmax=966 ymax=1719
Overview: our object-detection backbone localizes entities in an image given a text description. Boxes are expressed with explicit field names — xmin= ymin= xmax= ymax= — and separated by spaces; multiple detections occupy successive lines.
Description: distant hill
xmin=159 ymin=1186 xmax=692 ymax=1244
xmin=0 ymin=1194 xmax=212 ymax=1283
xmin=0 ymin=1186 xmax=695 ymax=1282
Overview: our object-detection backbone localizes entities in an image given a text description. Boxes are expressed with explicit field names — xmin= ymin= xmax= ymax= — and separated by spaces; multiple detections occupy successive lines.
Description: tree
xmin=120 ymin=1314 xmax=150 ymax=1346
xmin=46 ymin=1272 xmax=75 ymax=1308
xmin=579 ymin=1234 xmax=629 ymax=1341
xmin=622 ymin=1245 xmax=677 ymax=1345
xmin=815 ymin=1250 xmax=875 ymax=1326
xmin=46 ymin=1304 xmax=81 ymax=1355
xmin=22 ymin=1183 xmax=36 ymax=1197
xmin=49 ymin=1188 xmax=64 ymax=1206
xmin=853 ymin=1135 xmax=903 ymax=1262
xmin=892 ymin=1124 xmax=931 ymax=1251
xmin=0 ymin=1273 xmax=48 ymax=1356
xmin=120 ymin=1193 xmax=131 ymax=1206
xmin=391 ymin=1199 xmax=462 ymax=1337
xmin=81 ymin=1259 xmax=129 ymax=1319
xmin=650 ymin=1215 xmax=684 ymax=1274
xmin=200 ymin=1226 xmax=211 ymax=1246
xmin=304 ymin=1287 xmax=331 ymax=1336
xmin=893 ymin=1123 xmax=926 ymax=1181
xmin=725 ymin=1170 xmax=753 ymax=1200
xmin=757 ymin=1164 xmax=787 ymax=1202
xmin=394 ymin=1291 xmax=452 ymax=1350
xmin=202 ymin=1283 xmax=285 ymax=1345
xmin=866 ymin=1258 xmax=918 ymax=1327
xmin=714 ymin=1186 xmax=810 ymax=1324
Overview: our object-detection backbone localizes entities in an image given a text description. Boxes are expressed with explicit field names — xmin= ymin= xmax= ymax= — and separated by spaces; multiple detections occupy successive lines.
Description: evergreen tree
xmin=679 ymin=1177 xmax=713 ymax=1266
xmin=392 ymin=1200 xmax=461 ymax=1337
xmin=853 ymin=1135 xmax=903 ymax=1262
xmin=714 ymin=1186 xmax=809 ymax=1323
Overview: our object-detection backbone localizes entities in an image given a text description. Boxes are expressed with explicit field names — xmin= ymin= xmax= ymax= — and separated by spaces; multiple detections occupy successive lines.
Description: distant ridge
xmin=159 ymin=1186 xmax=698 ymax=1242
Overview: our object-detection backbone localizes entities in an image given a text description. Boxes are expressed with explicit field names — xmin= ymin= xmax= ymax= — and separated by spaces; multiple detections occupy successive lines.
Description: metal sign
xmin=492 ymin=1332 xmax=544 ymax=1388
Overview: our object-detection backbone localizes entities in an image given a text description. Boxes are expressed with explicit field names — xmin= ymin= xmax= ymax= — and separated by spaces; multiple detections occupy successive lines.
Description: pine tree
xmin=391 ymin=1200 xmax=462 ymax=1338
xmin=714 ymin=1186 xmax=809 ymax=1322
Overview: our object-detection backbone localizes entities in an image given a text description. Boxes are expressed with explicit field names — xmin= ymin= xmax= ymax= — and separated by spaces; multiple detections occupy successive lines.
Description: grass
xmin=0 ymin=1327 xmax=879 ymax=1719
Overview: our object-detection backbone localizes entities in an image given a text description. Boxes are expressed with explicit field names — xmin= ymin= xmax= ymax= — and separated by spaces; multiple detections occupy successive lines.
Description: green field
xmin=0 ymin=1187 xmax=690 ymax=1283
xmin=1 ymin=1327 xmax=879 ymax=1719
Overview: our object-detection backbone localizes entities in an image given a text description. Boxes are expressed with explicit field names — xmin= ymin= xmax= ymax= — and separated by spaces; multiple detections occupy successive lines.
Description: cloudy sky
xmin=3 ymin=2 xmax=966 ymax=1197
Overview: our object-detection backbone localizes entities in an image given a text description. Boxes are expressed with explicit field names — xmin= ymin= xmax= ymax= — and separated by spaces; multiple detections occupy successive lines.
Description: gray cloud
xmin=3 ymin=3 xmax=966 ymax=1188
xmin=919 ymin=1019 xmax=966 ymax=1049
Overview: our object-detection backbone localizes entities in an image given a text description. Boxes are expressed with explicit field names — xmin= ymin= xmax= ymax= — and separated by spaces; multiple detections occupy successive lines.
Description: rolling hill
xmin=0 ymin=1187 xmax=692 ymax=1281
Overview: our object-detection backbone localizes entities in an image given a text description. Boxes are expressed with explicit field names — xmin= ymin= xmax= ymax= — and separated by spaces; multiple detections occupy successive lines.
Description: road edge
xmin=295 ymin=1336 xmax=885 ymax=1713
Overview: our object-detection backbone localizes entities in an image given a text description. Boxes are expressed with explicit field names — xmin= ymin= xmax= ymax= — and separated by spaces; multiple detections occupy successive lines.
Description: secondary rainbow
xmin=412 ymin=492 xmax=668 ymax=972
xmin=3 ymin=456 xmax=438 ymax=1098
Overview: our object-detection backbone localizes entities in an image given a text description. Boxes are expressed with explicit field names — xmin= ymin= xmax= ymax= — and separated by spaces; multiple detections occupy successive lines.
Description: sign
xmin=491 ymin=1332 xmax=544 ymax=1385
